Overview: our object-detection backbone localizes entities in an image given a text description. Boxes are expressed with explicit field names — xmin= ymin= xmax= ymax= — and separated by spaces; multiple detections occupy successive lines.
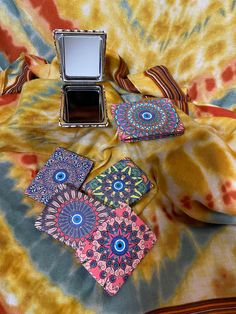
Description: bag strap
xmin=113 ymin=57 xmax=190 ymax=114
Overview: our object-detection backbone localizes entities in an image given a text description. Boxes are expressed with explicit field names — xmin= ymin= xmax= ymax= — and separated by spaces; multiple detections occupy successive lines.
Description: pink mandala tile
xmin=75 ymin=203 xmax=157 ymax=296
xmin=35 ymin=184 xmax=112 ymax=249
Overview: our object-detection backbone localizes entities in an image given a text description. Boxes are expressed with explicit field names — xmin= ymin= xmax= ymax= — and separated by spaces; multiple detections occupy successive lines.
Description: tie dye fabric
xmin=1 ymin=1 xmax=236 ymax=314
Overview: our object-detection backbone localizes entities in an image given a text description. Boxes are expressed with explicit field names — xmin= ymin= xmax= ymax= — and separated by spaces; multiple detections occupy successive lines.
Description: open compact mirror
xmin=54 ymin=29 xmax=108 ymax=127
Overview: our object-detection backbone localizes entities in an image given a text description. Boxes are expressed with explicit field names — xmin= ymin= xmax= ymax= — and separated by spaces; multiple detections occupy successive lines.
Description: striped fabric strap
xmin=114 ymin=56 xmax=139 ymax=93
xmin=1 ymin=54 xmax=47 ymax=95
xmin=145 ymin=65 xmax=189 ymax=114
xmin=2 ymin=61 xmax=35 ymax=94
xmin=146 ymin=297 xmax=236 ymax=314
xmin=113 ymin=57 xmax=189 ymax=114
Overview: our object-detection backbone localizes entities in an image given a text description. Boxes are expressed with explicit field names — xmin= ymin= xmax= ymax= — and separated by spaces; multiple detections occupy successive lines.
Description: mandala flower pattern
xmin=25 ymin=147 xmax=93 ymax=204
xmin=35 ymin=184 xmax=111 ymax=249
xmin=76 ymin=203 xmax=157 ymax=296
xmin=111 ymin=98 xmax=185 ymax=142
xmin=84 ymin=158 xmax=152 ymax=208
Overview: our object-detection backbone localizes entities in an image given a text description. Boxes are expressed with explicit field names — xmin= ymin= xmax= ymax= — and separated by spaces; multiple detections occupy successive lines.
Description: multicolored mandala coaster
xmin=111 ymin=98 xmax=185 ymax=142
xmin=75 ymin=203 xmax=157 ymax=296
xmin=25 ymin=147 xmax=93 ymax=204
xmin=84 ymin=158 xmax=152 ymax=208
xmin=35 ymin=184 xmax=111 ymax=249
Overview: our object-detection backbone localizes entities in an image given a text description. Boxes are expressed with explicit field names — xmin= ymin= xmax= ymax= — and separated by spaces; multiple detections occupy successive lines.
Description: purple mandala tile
xmin=75 ymin=203 xmax=157 ymax=296
xmin=111 ymin=98 xmax=185 ymax=142
xmin=25 ymin=147 xmax=93 ymax=204
xmin=84 ymin=158 xmax=153 ymax=208
xmin=35 ymin=184 xmax=111 ymax=249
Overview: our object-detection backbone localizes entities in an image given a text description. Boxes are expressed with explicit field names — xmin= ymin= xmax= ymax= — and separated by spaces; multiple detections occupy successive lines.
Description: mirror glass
xmin=64 ymin=36 xmax=101 ymax=78
xmin=64 ymin=87 xmax=104 ymax=123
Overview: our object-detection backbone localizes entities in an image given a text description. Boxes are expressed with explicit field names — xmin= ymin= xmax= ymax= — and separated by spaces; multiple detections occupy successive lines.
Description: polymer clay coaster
xmin=75 ymin=203 xmax=157 ymax=296
xmin=35 ymin=184 xmax=111 ymax=249
xmin=25 ymin=147 xmax=93 ymax=204
xmin=111 ymin=98 xmax=185 ymax=142
xmin=84 ymin=158 xmax=152 ymax=208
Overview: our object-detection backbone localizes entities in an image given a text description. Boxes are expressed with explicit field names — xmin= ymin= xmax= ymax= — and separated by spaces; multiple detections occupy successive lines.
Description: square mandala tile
xmin=84 ymin=158 xmax=153 ymax=208
xmin=75 ymin=203 xmax=157 ymax=296
xmin=111 ymin=98 xmax=185 ymax=142
xmin=35 ymin=184 xmax=111 ymax=249
xmin=25 ymin=147 xmax=93 ymax=204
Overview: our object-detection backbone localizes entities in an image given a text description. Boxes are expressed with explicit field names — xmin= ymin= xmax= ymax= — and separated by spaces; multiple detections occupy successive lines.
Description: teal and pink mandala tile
xmin=111 ymin=98 xmax=185 ymax=142
xmin=84 ymin=158 xmax=153 ymax=208
xmin=35 ymin=184 xmax=111 ymax=249
xmin=75 ymin=203 xmax=157 ymax=296
xmin=25 ymin=147 xmax=93 ymax=204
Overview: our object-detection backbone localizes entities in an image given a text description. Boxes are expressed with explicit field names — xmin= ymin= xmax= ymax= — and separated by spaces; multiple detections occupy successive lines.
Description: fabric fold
xmin=1 ymin=51 xmax=236 ymax=223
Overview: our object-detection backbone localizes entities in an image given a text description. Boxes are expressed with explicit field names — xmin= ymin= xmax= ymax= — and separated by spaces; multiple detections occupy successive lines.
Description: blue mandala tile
xmin=25 ymin=147 xmax=93 ymax=204
xmin=111 ymin=98 xmax=185 ymax=142
xmin=35 ymin=184 xmax=112 ymax=249
xmin=84 ymin=158 xmax=153 ymax=208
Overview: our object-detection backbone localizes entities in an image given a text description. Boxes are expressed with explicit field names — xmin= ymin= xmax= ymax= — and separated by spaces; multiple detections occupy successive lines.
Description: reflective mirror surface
xmin=64 ymin=86 xmax=104 ymax=123
xmin=64 ymin=36 xmax=101 ymax=79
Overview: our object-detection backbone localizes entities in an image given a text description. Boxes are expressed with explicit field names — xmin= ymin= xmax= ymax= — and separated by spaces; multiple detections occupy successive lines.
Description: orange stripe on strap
xmin=146 ymin=297 xmax=236 ymax=314
xmin=145 ymin=68 xmax=170 ymax=98
xmin=145 ymin=65 xmax=189 ymax=114
xmin=159 ymin=66 xmax=186 ymax=101
xmin=2 ymin=61 xmax=35 ymax=95
xmin=114 ymin=56 xmax=139 ymax=93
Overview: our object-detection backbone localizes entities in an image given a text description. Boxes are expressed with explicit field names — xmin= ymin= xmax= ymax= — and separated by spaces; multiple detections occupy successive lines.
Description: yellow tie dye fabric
xmin=0 ymin=1 xmax=236 ymax=313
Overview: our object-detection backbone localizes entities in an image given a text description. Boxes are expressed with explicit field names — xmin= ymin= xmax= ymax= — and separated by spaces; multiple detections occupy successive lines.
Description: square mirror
xmin=64 ymin=36 xmax=101 ymax=79
xmin=62 ymin=85 xmax=105 ymax=124
xmin=54 ymin=30 xmax=106 ymax=83
xmin=53 ymin=29 xmax=108 ymax=128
